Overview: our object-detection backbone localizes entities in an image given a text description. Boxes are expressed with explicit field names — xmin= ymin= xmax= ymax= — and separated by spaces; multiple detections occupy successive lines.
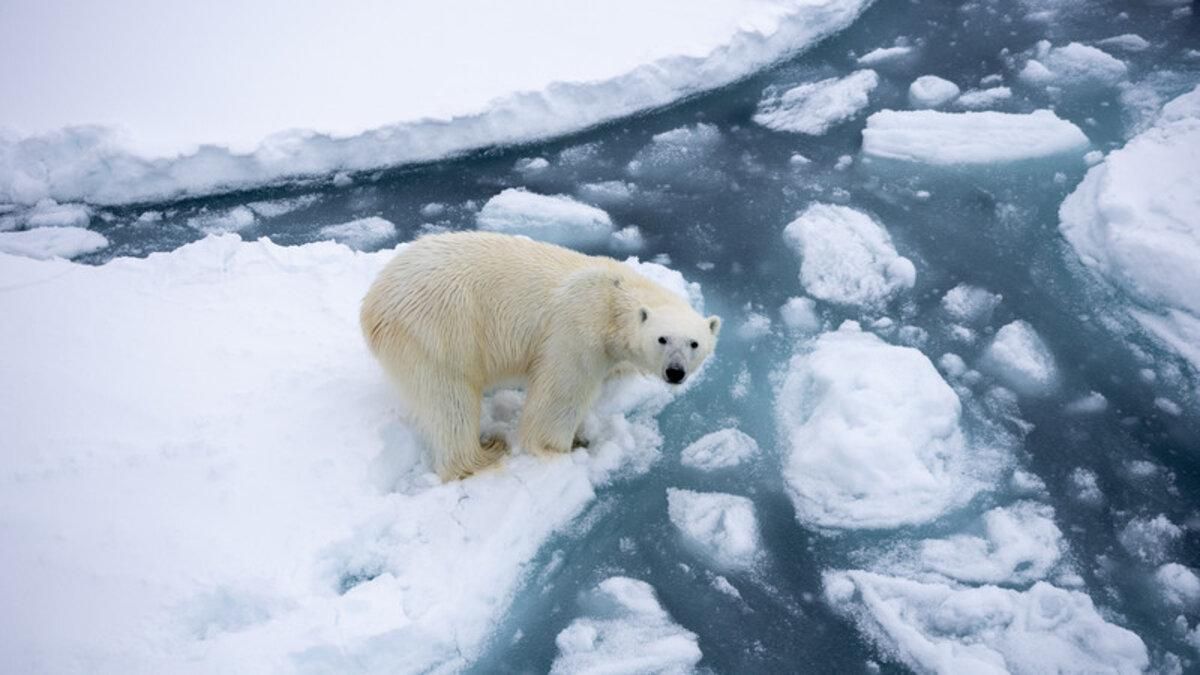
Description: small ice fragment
xmin=318 ymin=216 xmax=397 ymax=250
xmin=1065 ymin=391 xmax=1108 ymax=414
xmin=981 ymin=320 xmax=1059 ymax=397
xmin=753 ymin=70 xmax=879 ymax=135
xmin=908 ymin=75 xmax=960 ymax=109
xmin=477 ymin=188 xmax=613 ymax=246
xmin=1119 ymin=515 xmax=1183 ymax=564
xmin=780 ymin=297 xmax=821 ymax=333
xmin=666 ymin=489 xmax=762 ymax=571
xmin=680 ymin=428 xmax=759 ymax=471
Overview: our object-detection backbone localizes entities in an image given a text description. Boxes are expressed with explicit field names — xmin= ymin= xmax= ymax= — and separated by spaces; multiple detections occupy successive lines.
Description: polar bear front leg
xmin=519 ymin=360 xmax=603 ymax=458
xmin=400 ymin=366 xmax=503 ymax=481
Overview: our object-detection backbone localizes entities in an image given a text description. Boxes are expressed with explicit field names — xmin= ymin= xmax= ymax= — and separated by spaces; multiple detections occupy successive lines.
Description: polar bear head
xmin=635 ymin=303 xmax=720 ymax=385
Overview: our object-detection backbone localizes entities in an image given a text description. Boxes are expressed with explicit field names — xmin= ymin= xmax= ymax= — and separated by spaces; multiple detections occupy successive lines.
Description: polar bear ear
xmin=640 ymin=308 xmax=649 ymax=323
xmin=708 ymin=316 xmax=722 ymax=336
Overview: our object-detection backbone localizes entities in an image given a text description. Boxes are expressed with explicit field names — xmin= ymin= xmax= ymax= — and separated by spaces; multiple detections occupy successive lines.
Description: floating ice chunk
xmin=737 ymin=312 xmax=772 ymax=341
xmin=188 ymin=205 xmax=256 ymax=234
xmin=730 ymin=366 xmax=751 ymax=400
xmin=981 ymin=320 xmax=1059 ymax=397
xmin=824 ymin=571 xmax=1149 ymax=675
xmin=776 ymin=324 xmax=981 ymax=530
xmin=578 ymin=181 xmax=638 ymax=206
xmin=23 ymin=199 xmax=90 ymax=228
xmin=1065 ymin=391 xmax=1108 ymax=414
xmin=780 ymin=296 xmax=821 ymax=333
xmin=245 ymin=195 xmax=320 ymax=219
xmin=628 ymin=123 xmax=722 ymax=180
xmin=0 ymin=226 xmax=108 ymax=260
xmin=1155 ymin=397 xmax=1182 ymax=416
xmin=908 ymin=75 xmax=960 ymax=109
xmin=551 ymin=577 xmax=701 ymax=675
xmin=609 ymin=226 xmax=645 ymax=252
xmin=857 ymin=45 xmax=914 ymax=65
xmin=317 ymin=216 xmax=397 ymax=250
xmin=1060 ymin=86 xmax=1200 ymax=374
xmin=419 ymin=202 xmax=446 ymax=218
xmin=939 ymin=353 xmax=968 ymax=378
xmin=783 ymin=204 xmax=915 ymax=309
xmin=680 ymin=428 xmax=759 ymax=471
xmin=1069 ymin=467 xmax=1104 ymax=506
xmin=1155 ymin=563 xmax=1200 ymax=609
xmin=954 ymin=87 xmax=1013 ymax=109
xmin=1119 ymin=514 xmax=1183 ymax=564
xmin=753 ymin=70 xmax=879 ymax=135
xmin=941 ymin=284 xmax=1001 ymax=324
xmin=477 ymin=188 xmax=613 ymax=247
xmin=514 ymin=156 xmax=550 ymax=173
xmin=863 ymin=109 xmax=1089 ymax=164
xmin=1020 ymin=42 xmax=1128 ymax=89
xmin=914 ymin=501 xmax=1064 ymax=585
xmin=666 ymin=489 xmax=762 ymax=571
xmin=1097 ymin=34 xmax=1151 ymax=52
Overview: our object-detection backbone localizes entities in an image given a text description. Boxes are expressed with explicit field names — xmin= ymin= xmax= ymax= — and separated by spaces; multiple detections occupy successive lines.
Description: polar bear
xmin=361 ymin=231 xmax=720 ymax=480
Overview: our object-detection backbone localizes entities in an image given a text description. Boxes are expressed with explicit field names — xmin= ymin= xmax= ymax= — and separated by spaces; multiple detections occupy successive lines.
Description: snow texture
xmin=0 ymin=0 xmax=873 ymax=206
xmin=753 ymin=69 xmax=879 ymax=135
xmin=477 ymin=188 xmax=614 ymax=246
xmin=776 ymin=323 xmax=983 ymax=530
xmin=679 ymin=428 xmax=760 ymax=471
xmin=981 ymin=320 xmax=1059 ymax=397
xmin=552 ymin=577 xmax=701 ymax=675
xmin=666 ymin=489 xmax=763 ymax=571
xmin=783 ymin=203 xmax=916 ymax=309
xmin=862 ymin=109 xmax=1089 ymax=165
xmin=908 ymin=75 xmax=961 ymax=108
xmin=1060 ymin=86 xmax=1200 ymax=375
xmin=0 ymin=226 xmax=107 ymax=260
xmin=0 ymin=234 xmax=696 ymax=673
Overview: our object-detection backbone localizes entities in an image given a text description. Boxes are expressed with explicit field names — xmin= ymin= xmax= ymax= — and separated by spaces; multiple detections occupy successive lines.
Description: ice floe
xmin=317 ymin=216 xmax=397 ymax=250
xmin=477 ymin=188 xmax=614 ymax=246
xmin=666 ymin=489 xmax=762 ymax=571
xmin=1155 ymin=563 xmax=1200 ymax=609
xmin=981 ymin=320 xmax=1059 ymax=397
xmin=0 ymin=226 xmax=108 ymax=260
xmin=753 ymin=69 xmax=878 ymax=135
xmin=908 ymin=75 xmax=961 ymax=108
xmin=862 ymin=109 xmax=1089 ymax=165
xmin=780 ymin=296 xmax=822 ymax=333
xmin=783 ymin=204 xmax=915 ymax=309
xmin=679 ymin=428 xmax=760 ymax=471
xmin=1119 ymin=514 xmax=1183 ymax=565
xmin=909 ymin=501 xmax=1064 ymax=585
xmin=1020 ymin=41 xmax=1128 ymax=89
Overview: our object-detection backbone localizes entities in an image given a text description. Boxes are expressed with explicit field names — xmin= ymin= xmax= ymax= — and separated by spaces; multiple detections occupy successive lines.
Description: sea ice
xmin=782 ymin=204 xmax=915 ymax=309
xmin=666 ymin=489 xmax=762 ymax=571
xmin=981 ymin=320 xmax=1059 ymax=397
xmin=1119 ymin=514 xmax=1183 ymax=565
xmin=911 ymin=501 xmax=1064 ymax=585
xmin=317 ymin=216 xmax=397 ymax=250
xmin=941 ymin=284 xmax=1001 ymax=324
xmin=679 ymin=428 xmax=760 ymax=471
xmin=1020 ymin=41 xmax=1128 ymax=89
xmin=908 ymin=75 xmax=960 ymax=108
xmin=1155 ymin=563 xmax=1200 ymax=609
xmin=862 ymin=109 xmax=1089 ymax=165
xmin=954 ymin=87 xmax=1013 ymax=109
xmin=21 ymin=199 xmax=90 ymax=228
xmin=753 ymin=70 xmax=879 ymax=135
xmin=187 ymin=205 xmax=256 ymax=234
xmin=737 ymin=312 xmax=773 ymax=340
xmin=552 ymin=577 xmax=701 ymax=674
xmin=477 ymin=188 xmax=614 ymax=246
xmin=0 ymin=226 xmax=108 ymax=260
xmin=776 ymin=323 xmax=982 ymax=530
xmin=857 ymin=45 xmax=914 ymax=66
xmin=780 ymin=296 xmax=822 ymax=333
xmin=1097 ymin=34 xmax=1151 ymax=53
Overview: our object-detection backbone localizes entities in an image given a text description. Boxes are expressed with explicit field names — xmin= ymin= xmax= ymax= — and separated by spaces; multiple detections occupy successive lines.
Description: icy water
xmin=76 ymin=0 xmax=1199 ymax=672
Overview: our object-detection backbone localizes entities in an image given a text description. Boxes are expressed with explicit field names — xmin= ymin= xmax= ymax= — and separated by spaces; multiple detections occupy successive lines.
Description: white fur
xmin=361 ymin=231 xmax=720 ymax=480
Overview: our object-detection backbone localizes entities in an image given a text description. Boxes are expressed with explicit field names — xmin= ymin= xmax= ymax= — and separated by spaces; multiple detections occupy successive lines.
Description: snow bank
xmin=824 ymin=571 xmax=1150 ymax=674
xmin=0 ymin=235 xmax=695 ymax=672
xmin=0 ymin=226 xmax=107 ymax=260
xmin=1019 ymin=41 xmax=1128 ymax=89
xmin=753 ymin=69 xmax=879 ymax=134
xmin=862 ymin=109 xmax=1089 ymax=165
xmin=913 ymin=501 xmax=1064 ymax=585
xmin=667 ymin=489 xmax=762 ymax=571
xmin=908 ymin=75 xmax=960 ymax=108
xmin=680 ymin=428 xmax=760 ymax=471
xmin=0 ymin=0 xmax=873 ymax=206
xmin=552 ymin=577 xmax=701 ymax=674
xmin=981 ymin=320 xmax=1059 ymax=397
xmin=317 ymin=216 xmax=397 ymax=250
xmin=477 ymin=188 xmax=614 ymax=246
xmin=776 ymin=323 xmax=983 ymax=530
xmin=1060 ymin=86 xmax=1200 ymax=374
xmin=783 ymin=204 xmax=915 ymax=309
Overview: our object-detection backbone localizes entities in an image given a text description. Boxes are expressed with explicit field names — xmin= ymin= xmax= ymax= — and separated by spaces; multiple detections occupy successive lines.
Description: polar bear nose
xmin=665 ymin=365 xmax=686 ymax=384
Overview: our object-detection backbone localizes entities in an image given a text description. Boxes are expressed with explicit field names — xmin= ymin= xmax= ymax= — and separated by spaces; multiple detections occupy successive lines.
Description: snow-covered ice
xmin=1155 ymin=563 xmax=1200 ymax=609
xmin=20 ymin=199 xmax=91 ymax=229
xmin=317 ymin=216 xmax=397 ymax=250
xmin=857 ymin=45 xmax=914 ymax=66
xmin=0 ymin=226 xmax=108 ymax=260
xmin=954 ymin=86 xmax=1013 ymax=109
xmin=666 ymin=489 xmax=762 ymax=571
xmin=776 ymin=323 xmax=986 ymax=530
xmin=942 ymin=284 xmax=1001 ymax=325
xmin=737 ymin=311 xmax=773 ymax=341
xmin=981 ymin=320 xmax=1059 ymax=397
xmin=862 ymin=109 xmax=1090 ymax=165
xmin=1097 ymin=34 xmax=1152 ymax=53
xmin=1020 ymin=41 xmax=1129 ymax=89
xmin=910 ymin=501 xmax=1064 ymax=585
xmin=908 ymin=75 xmax=960 ymax=109
xmin=679 ymin=428 xmax=760 ymax=471
xmin=477 ymin=188 xmax=614 ymax=246
xmin=780 ymin=296 xmax=822 ymax=333
xmin=783 ymin=204 xmax=915 ymax=309
xmin=1060 ymin=85 xmax=1200 ymax=375
xmin=0 ymin=0 xmax=873 ymax=206
xmin=1119 ymin=514 xmax=1183 ymax=565
xmin=552 ymin=577 xmax=701 ymax=674
xmin=753 ymin=69 xmax=878 ymax=135
xmin=187 ymin=205 xmax=256 ymax=234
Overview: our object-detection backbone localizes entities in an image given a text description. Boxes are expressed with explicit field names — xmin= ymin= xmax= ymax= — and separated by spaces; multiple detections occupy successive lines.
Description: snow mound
xmin=824 ymin=571 xmax=1150 ymax=675
xmin=0 ymin=226 xmax=107 ymax=260
xmin=1020 ymin=41 xmax=1128 ymax=89
xmin=981 ymin=320 xmax=1059 ymax=397
xmin=862 ymin=109 xmax=1089 ymax=165
xmin=667 ymin=489 xmax=762 ymax=571
xmin=908 ymin=75 xmax=961 ymax=109
xmin=0 ymin=0 xmax=873 ymax=206
xmin=753 ymin=69 xmax=879 ymax=135
xmin=680 ymin=428 xmax=760 ymax=471
xmin=776 ymin=323 xmax=983 ymax=530
xmin=477 ymin=188 xmax=614 ymax=246
xmin=783 ymin=203 xmax=915 ymax=309
xmin=1060 ymin=86 xmax=1200 ymax=375
xmin=552 ymin=577 xmax=701 ymax=675
xmin=317 ymin=216 xmax=397 ymax=250
xmin=913 ymin=501 xmax=1064 ymax=585
xmin=0 ymin=234 xmax=696 ymax=673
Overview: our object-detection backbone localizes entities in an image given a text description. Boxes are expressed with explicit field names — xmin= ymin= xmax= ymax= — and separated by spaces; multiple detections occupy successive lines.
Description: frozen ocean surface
xmin=1 ymin=0 xmax=1200 ymax=673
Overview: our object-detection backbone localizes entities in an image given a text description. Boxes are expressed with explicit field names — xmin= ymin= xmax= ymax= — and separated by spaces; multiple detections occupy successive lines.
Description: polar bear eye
xmin=658 ymin=336 xmax=667 ymax=345
xmin=690 ymin=341 xmax=699 ymax=349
